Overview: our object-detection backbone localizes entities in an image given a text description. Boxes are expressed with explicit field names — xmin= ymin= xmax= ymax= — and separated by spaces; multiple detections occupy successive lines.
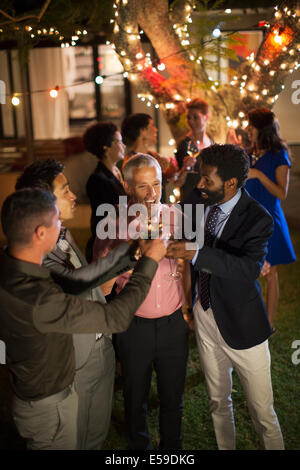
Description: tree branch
xmin=0 ymin=0 xmax=51 ymax=26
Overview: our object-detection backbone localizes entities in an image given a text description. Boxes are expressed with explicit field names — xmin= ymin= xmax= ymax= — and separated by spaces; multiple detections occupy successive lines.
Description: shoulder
xmin=86 ymin=172 xmax=102 ymax=194
xmin=87 ymin=170 xmax=106 ymax=186
xmin=274 ymin=148 xmax=291 ymax=167
xmin=177 ymin=136 xmax=190 ymax=148
xmin=242 ymin=190 xmax=273 ymax=226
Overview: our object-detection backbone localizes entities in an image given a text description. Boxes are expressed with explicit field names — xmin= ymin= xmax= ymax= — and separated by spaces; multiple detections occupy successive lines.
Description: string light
xmin=49 ymin=87 xmax=59 ymax=98
xmin=5 ymin=1 xmax=298 ymax=122
xmin=95 ymin=76 xmax=104 ymax=84
xmin=157 ymin=62 xmax=165 ymax=71
xmin=212 ymin=27 xmax=221 ymax=38
xmin=11 ymin=96 xmax=20 ymax=106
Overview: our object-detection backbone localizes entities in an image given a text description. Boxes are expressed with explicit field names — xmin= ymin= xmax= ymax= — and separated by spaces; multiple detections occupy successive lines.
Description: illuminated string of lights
xmin=4 ymin=1 xmax=300 ymax=124
xmin=109 ymin=1 xmax=299 ymax=119
xmin=0 ymin=22 xmax=88 ymax=48
xmin=224 ymin=4 xmax=300 ymax=129
xmin=109 ymin=1 xmax=234 ymax=110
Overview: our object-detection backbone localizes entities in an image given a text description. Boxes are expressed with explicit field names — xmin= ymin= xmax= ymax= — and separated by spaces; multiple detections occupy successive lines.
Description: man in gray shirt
xmin=15 ymin=159 xmax=136 ymax=450
xmin=0 ymin=188 xmax=166 ymax=450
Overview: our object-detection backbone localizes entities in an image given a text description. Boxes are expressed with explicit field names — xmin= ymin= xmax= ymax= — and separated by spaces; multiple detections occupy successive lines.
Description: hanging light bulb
xmin=95 ymin=76 xmax=104 ymax=85
xmin=11 ymin=95 xmax=20 ymax=106
xmin=212 ymin=27 xmax=221 ymax=38
xmin=49 ymin=87 xmax=59 ymax=98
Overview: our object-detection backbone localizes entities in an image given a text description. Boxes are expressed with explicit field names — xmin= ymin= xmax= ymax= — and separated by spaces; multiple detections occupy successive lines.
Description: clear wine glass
xmin=161 ymin=231 xmax=182 ymax=281
xmin=186 ymin=140 xmax=199 ymax=173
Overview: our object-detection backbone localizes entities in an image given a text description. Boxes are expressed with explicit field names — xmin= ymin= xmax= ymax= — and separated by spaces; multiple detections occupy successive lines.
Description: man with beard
xmin=167 ymin=144 xmax=284 ymax=450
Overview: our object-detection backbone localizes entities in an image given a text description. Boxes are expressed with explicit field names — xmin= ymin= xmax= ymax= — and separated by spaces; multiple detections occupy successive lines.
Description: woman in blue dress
xmin=245 ymin=108 xmax=296 ymax=330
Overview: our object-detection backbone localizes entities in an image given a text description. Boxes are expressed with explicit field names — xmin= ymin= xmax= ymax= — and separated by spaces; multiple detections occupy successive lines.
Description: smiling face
xmin=105 ymin=131 xmax=125 ymax=164
xmin=53 ymin=172 xmax=77 ymax=221
xmin=187 ymin=109 xmax=208 ymax=133
xmin=43 ymin=205 xmax=62 ymax=253
xmin=197 ymin=164 xmax=227 ymax=205
xmin=141 ymin=119 xmax=157 ymax=146
xmin=125 ymin=166 xmax=161 ymax=211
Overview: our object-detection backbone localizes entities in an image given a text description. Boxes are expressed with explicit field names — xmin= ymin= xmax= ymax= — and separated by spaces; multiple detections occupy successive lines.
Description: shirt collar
xmin=57 ymin=226 xmax=67 ymax=242
xmin=217 ymin=188 xmax=242 ymax=216
xmin=1 ymin=248 xmax=51 ymax=279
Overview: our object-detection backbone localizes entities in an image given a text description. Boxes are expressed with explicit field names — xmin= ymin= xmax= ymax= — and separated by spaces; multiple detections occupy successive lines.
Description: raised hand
xmin=139 ymin=238 xmax=167 ymax=264
xmin=166 ymin=241 xmax=196 ymax=261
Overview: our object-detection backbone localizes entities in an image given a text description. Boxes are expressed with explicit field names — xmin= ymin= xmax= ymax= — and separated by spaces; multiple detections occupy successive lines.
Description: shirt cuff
xmin=191 ymin=248 xmax=199 ymax=266
xmin=184 ymin=242 xmax=198 ymax=265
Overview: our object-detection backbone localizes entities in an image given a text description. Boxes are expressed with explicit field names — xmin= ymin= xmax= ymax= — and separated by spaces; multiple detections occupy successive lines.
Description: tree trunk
xmin=112 ymin=1 xmax=300 ymax=145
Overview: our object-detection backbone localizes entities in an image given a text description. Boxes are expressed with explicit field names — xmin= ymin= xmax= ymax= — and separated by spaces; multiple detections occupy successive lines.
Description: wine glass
xmin=161 ymin=231 xmax=182 ymax=282
xmin=186 ymin=140 xmax=199 ymax=173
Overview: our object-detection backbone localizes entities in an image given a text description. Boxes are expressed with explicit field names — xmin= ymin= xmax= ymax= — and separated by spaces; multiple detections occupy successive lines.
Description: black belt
xmin=133 ymin=307 xmax=183 ymax=325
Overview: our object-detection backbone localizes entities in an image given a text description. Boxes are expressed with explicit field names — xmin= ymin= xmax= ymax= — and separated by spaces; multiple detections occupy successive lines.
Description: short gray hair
xmin=123 ymin=153 xmax=162 ymax=183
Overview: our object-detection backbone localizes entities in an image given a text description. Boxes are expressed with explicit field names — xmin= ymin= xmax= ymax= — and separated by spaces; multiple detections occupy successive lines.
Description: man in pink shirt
xmin=93 ymin=153 xmax=189 ymax=450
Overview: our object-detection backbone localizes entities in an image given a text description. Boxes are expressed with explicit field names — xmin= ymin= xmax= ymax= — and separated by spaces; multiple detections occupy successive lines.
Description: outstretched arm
xmin=44 ymin=242 xmax=136 ymax=295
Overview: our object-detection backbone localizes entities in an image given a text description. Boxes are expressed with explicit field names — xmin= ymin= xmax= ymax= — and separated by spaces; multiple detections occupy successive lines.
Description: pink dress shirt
xmin=116 ymin=256 xmax=184 ymax=318
xmin=93 ymin=203 xmax=185 ymax=318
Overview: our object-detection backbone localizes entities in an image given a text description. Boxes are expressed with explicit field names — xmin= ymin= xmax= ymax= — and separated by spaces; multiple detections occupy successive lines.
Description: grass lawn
xmin=0 ymin=228 xmax=299 ymax=450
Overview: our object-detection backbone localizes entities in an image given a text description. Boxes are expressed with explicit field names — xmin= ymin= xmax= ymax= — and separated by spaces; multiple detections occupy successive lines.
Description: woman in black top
xmin=84 ymin=122 xmax=126 ymax=261
xmin=175 ymin=98 xmax=213 ymax=203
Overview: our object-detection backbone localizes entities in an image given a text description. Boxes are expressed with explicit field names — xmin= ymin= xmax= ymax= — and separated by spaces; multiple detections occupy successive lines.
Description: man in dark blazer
xmin=15 ymin=160 xmax=137 ymax=450
xmin=167 ymin=144 xmax=284 ymax=450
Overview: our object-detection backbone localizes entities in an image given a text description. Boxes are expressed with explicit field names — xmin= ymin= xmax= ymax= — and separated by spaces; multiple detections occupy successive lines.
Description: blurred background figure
xmin=121 ymin=113 xmax=177 ymax=203
xmin=175 ymin=98 xmax=213 ymax=203
xmin=245 ymin=108 xmax=296 ymax=330
xmin=83 ymin=122 xmax=126 ymax=262
xmin=226 ymin=128 xmax=249 ymax=149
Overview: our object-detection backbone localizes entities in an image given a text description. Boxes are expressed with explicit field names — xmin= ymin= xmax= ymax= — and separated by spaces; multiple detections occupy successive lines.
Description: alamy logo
xmin=291 ymin=80 xmax=300 ymax=105
xmin=291 ymin=340 xmax=300 ymax=365
xmin=0 ymin=340 xmax=6 ymax=364
xmin=0 ymin=80 xmax=6 ymax=104
xmin=95 ymin=197 xmax=205 ymax=249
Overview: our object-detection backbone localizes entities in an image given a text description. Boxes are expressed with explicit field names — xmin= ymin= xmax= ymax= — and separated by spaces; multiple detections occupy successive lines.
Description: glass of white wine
xmin=186 ymin=140 xmax=199 ymax=173
xmin=160 ymin=225 xmax=182 ymax=282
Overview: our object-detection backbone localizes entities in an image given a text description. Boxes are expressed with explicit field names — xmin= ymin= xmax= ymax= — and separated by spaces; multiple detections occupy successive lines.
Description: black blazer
xmin=191 ymin=189 xmax=274 ymax=350
xmin=86 ymin=161 xmax=126 ymax=238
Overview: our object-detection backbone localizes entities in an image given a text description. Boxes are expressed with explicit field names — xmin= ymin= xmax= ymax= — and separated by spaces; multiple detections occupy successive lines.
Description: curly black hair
xmin=15 ymin=159 xmax=64 ymax=192
xmin=200 ymin=144 xmax=249 ymax=188
xmin=83 ymin=121 xmax=118 ymax=160
xmin=121 ymin=113 xmax=152 ymax=146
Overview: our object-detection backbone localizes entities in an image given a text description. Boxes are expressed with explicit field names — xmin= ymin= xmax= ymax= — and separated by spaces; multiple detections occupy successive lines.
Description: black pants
xmin=115 ymin=308 xmax=189 ymax=450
